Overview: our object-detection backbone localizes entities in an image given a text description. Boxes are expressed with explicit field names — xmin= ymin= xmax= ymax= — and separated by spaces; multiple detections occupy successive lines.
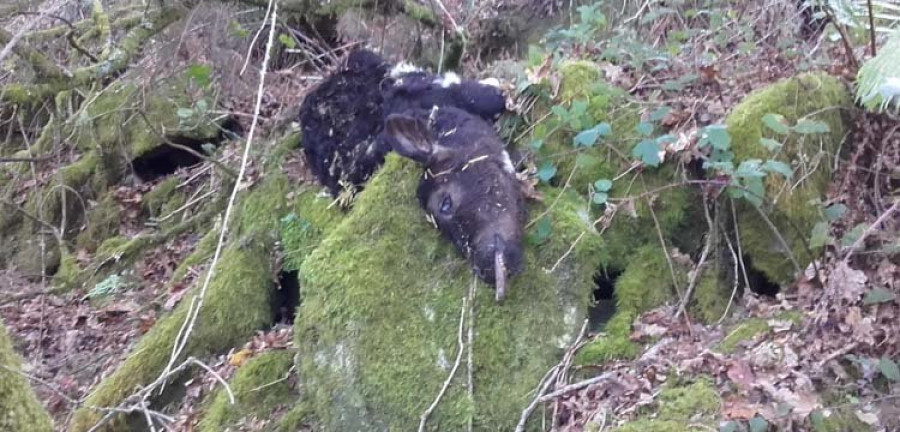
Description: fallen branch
xmin=842 ymin=200 xmax=899 ymax=262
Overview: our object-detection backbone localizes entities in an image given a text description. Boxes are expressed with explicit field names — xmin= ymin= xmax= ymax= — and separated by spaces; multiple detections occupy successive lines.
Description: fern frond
xmin=856 ymin=29 xmax=900 ymax=113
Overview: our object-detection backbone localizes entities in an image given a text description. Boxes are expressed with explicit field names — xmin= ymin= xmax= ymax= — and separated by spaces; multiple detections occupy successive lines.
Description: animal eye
xmin=439 ymin=195 xmax=453 ymax=215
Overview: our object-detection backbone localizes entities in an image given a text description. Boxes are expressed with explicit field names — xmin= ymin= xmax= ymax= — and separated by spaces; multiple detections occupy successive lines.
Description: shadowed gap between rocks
xmin=589 ymin=266 xmax=621 ymax=332
xmin=131 ymin=118 xmax=242 ymax=182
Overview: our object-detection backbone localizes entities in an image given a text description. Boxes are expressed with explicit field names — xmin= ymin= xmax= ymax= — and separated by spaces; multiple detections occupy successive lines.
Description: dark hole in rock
xmin=588 ymin=267 xmax=622 ymax=332
xmin=131 ymin=118 xmax=241 ymax=182
xmin=273 ymin=270 xmax=300 ymax=324
xmin=742 ymin=255 xmax=780 ymax=297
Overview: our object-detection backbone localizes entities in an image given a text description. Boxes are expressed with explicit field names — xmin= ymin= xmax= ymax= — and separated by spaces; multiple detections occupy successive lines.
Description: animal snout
xmin=472 ymin=233 xmax=524 ymax=302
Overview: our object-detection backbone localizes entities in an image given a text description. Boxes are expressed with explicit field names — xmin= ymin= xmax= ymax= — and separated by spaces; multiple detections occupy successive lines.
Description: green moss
xmin=68 ymin=242 xmax=274 ymax=432
xmin=53 ymin=248 xmax=81 ymax=290
xmin=235 ymin=174 xmax=290 ymax=239
xmin=726 ymin=73 xmax=851 ymax=285
xmin=143 ymin=177 xmax=181 ymax=218
xmin=530 ymin=60 xmax=689 ymax=271
xmin=0 ymin=321 xmax=53 ymax=432
xmin=295 ymin=154 xmax=602 ymax=430
xmin=692 ymin=271 xmax=729 ymax=324
xmin=170 ymin=229 xmax=218 ymax=285
xmin=605 ymin=377 xmax=720 ymax=431
xmin=577 ymin=245 xmax=686 ymax=364
xmin=717 ymin=311 xmax=802 ymax=354
xmin=272 ymin=402 xmax=315 ymax=432
xmin=536 ymin=61 xmax=643 ymax=195
xmin=199 ymin=350 xmax=296 ymax=432
xmin=810 ymin=391 xmax=873 ymax=432
xmin=76 ymin=194 xmax=120 ymax=252
xmin=281 ymin=188 xmax=344 ymax=271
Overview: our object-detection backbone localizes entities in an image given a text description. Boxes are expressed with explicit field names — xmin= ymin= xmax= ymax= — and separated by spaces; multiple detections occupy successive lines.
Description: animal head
xmin=384 ymin=107 xmax=525 ymax=301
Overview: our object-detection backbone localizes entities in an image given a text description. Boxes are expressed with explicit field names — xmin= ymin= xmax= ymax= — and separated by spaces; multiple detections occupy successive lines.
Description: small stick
xmin=419 ymin=297 xmax=467 ymax=432
xmin=843 ymin=200 xmax=899 ymax=262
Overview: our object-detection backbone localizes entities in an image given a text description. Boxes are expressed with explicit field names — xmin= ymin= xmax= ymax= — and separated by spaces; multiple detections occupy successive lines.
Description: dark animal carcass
xmin=383 ymin=107 xmax=525 ymax=301
xmin=298 ymin=49 xmax=525 ymax=301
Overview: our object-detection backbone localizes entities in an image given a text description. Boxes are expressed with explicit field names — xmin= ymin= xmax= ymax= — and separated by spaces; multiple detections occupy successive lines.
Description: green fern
xmin=856 ymin=29 xmax=900 ymax=113
xmin=807 ymin=0 xmax=900 ymax=33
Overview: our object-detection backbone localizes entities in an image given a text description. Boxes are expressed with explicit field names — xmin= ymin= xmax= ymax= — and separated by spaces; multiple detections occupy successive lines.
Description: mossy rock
xmin=76 ymin=193 xmax=121 ymax=252
xmin=295 ymin=154 xmax=603 ymax=430
xmin=531 ymin=60 xmax=690 ymax=271
xmin=143 ymin=177 xmax=182 ymax=219
xmin=0 ymin=320 xmax=54 ymax=432
xmin=68 ymin=241 xmax=275 ymax=432
xmin=281 ymin=187 xmax=344 ymax=271
xmin=603 ymin=377 xmax=721 ymax=431
xmin=199 ymin=350 xmax=297 ymax=432
xmin=725 ymin=72 xmax=852 ymax=285
xmin=577 ymin=245 xmax=687 ymax=363
xmin=716 ymin=311 xmax=802 ymax=354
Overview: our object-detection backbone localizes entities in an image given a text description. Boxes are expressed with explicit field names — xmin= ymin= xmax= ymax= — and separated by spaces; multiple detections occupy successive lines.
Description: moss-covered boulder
xmin=725 ymin=73 xmax=852 ymax=285
xmin=531 ymin=60 xmax=690 ymax=271
xmin=68 ymin=240 xmax=275 ymax=432
xmin=199 ymin=350 xmax=297 ymax=431
xmin=294 ymin=154 xmax=603 ymax=430
xmin=0 ymin=321 xmax=53 ymax=432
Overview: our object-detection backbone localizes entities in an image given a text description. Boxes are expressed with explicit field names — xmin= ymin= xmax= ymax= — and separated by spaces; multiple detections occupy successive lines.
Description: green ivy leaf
xmin=879 ymin=357 xmax=900 ymax=382
xmin=594 ymin=179 xmax=613 ymax=192
xmin=530 ymin=138 xmax=544 ymax=150
xmin=195 ymin=99 xmax=208 ymax=112
xmin=863 ymin=288 xmax=897 ymax=305
xmin=537 ymin=161 xmax=558 ymax=183
xmin=705 ymin=124 xmax=731 ymax=150
xmin=824 ymin=203 xmax=848 ymax=221
xmin=278 ymin=33 xmax=297 ymax=49
xmin=810 ymin=222 xmax=832 ymax=248
xmin=176 ymin=108 xmax=194 ymax=118
xmin=719 ymin=421 xmax=739 ymax=432
xmin=735 ymin=159 xmax=766 ymax=178
xmin=574 ymin=122 xmax=611 ymax=147
xmin=535 ymin=217 xmax=552 ymax=241
xmin=762 ymin=113 xmax=790 ymax=135
xmin=749 ymin=416 xmax=769 ymax=432
xmin=635 ymin=121 xmax=654 ymax=136
xmin=840 ymin=223 xmax=868 ymax=248
xmin=759 ymin=138 xmax=783 ymax=152
xmin=633 ymin=140 xmax=661 ymax=167
xmin=809 ymin=411 xmax=826 ymax=429
xmin=186 ymin=64 xmax=212 ymax=87
xmin=793 ymin=119 xmax=830 ymax=134
xmin=762 ymin=160 xmax=793 ymax=179
xmin=649 ymin=106 xmax=672 ymax=122
xmin=592 ymin=192 xmax=608 ymax=205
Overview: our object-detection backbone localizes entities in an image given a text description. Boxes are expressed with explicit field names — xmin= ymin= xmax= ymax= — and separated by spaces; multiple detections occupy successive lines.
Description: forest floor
xmin=1 ymin=0 xmax=898 ymax=430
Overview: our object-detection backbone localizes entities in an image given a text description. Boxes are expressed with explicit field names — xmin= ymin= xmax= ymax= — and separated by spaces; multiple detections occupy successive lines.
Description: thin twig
xmin=516 ymin=319 xmax=589 ymax=432
xmin=842 ymin=200 xmax=899 ymax=262
xmin=162 ymin=0 xmax=278 ymax=383
xmin=535 ymin=371 xmax=616 ymax=404
xmin=676 ymin=195 xmax=715 ymax=318
xmin=419 ymin=297 xmax=467 ymax=432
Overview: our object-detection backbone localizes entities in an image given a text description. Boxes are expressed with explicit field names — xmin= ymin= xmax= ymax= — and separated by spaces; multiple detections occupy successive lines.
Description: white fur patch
xmin=500 ymin=150 xmax=515 ymax=174
xmin=434 ymin=72 xmax=461 ymax=88
xmin=389 ymin=62 xmax=422 ymax=78
xmin=479 ymin=77 xmax=501 ymax=88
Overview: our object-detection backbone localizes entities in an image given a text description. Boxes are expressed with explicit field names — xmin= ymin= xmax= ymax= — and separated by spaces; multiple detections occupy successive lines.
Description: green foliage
xmin=0 ymin=321 xmax=53 ymax=432
xmin=856 ymin=29 xmax=900 ymax=113
xmin=199 ymin=350 xmax=297 ymax=432
xmin=608 ymin=377 xmax=720 ymax=431
xmin=725 ymin=73 xmax=852 ymax=285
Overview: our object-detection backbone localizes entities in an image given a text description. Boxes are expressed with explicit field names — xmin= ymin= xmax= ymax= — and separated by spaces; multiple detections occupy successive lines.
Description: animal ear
xmin=385 ymin=113 xmax=435 ymax=163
